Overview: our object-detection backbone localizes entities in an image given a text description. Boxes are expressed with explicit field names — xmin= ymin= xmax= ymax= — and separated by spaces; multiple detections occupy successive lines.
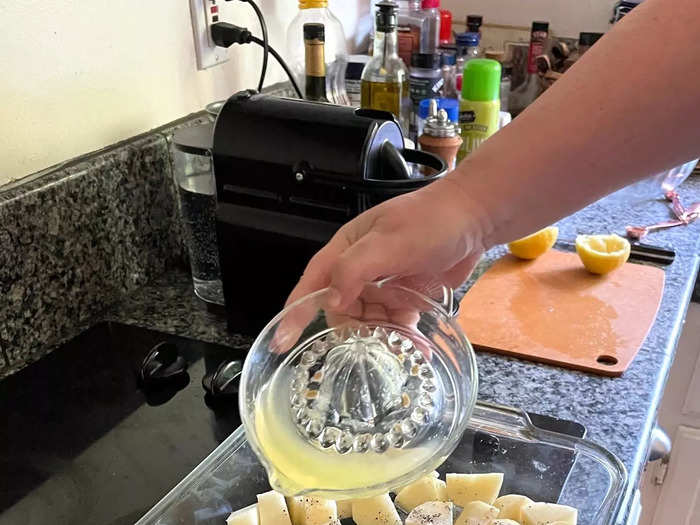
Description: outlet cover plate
xmin=189 ymin=0 xmax=229 ymax=70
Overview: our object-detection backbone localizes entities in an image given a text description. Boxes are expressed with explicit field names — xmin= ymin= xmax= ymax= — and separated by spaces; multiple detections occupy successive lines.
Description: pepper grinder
xmin=418 ymin=100 xmax=463 ymax=171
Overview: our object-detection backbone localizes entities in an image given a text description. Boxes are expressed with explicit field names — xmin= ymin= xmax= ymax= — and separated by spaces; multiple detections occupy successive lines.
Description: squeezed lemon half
xmin=575 ymin=234 xmax=631 ymax=275
xmin=507 ymin=226 xmax=559 ymax=260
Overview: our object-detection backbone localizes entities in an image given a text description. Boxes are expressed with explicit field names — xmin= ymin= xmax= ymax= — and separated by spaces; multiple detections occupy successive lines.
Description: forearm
xmin=447 ymin=0 xmax=700 ymax=248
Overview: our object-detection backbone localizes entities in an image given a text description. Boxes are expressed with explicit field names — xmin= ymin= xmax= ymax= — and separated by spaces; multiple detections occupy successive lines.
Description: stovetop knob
xmin=202 ymin=360 xmax=243 ymax=398
xmin=139 ymin=342 xmax=189 ymax=386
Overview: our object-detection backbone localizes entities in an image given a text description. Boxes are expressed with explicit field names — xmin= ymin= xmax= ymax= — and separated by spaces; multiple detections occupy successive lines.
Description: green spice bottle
xmin=457 ymin=58 xmax=501 ymax=162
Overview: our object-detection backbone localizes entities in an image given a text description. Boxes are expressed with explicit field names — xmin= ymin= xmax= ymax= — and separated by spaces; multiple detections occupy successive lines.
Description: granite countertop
xmin=108 ymin=177 xmax=700 ymax=524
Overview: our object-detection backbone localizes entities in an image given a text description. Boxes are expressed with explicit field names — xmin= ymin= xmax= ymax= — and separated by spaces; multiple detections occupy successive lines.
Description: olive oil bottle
xmin=361 ymin=1 xmax=410 ymax=134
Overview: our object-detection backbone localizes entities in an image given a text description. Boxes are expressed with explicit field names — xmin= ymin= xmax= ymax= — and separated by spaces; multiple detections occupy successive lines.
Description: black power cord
xmin=211 ymin=22 xmax=303 ymax=99
xmin=224 ymin=0 xmax=268 ymax=92
xmin=250 ymin=37 xmax=303 ymax=99
xmin=242 ymin=0 xmax=268 ymax=92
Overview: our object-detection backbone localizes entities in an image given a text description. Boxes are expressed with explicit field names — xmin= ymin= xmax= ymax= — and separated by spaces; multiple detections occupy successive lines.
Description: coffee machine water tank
xmin=211 ymin=91 xmax=446 ymax=335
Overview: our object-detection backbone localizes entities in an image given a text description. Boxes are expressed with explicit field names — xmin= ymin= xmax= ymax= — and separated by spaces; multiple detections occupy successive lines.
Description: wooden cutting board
xmin=456 ymin=250 xmax=665 ymax=376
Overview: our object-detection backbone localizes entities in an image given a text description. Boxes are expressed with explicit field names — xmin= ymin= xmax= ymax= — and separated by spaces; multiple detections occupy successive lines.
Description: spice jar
xmin=418 ymin=100 xmax=462 ymax=171
xmin=416 ymin=97 xmax=458 ymax=138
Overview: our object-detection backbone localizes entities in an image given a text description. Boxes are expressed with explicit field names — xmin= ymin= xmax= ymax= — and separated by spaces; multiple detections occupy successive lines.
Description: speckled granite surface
xmin=0 ymin=83 xmax=296 ymax=376
xmin=108 ymin=177 xmax=700 ymax=524
xmin=527 ymin=181 xmax=700 ymax=523
xmin=0 ymin=134 xmax=177 ymax=372
xmin=108 ymin=270 xmax=251 ymax=350
xmin=0 ymin=113 xmax=213 ymax=375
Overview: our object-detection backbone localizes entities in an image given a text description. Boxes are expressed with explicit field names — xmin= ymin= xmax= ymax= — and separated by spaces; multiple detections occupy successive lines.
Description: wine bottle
xmin=304 ymin=23 xmax=329 ymax=102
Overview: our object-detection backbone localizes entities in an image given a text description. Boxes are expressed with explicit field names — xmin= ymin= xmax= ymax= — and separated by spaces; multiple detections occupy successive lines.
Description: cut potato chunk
xmin=352 ymin=494 xmax=402 ymax=525
xmin=454 ymin=501 xmax=499 ymax=525
xmin=227 ymin=504 xmax=259 ymax=525
xmin=335 ymin=500 xmax=353 ymax=520
xmin=285 ymin=497 xmax=337 ymax=525
xmin=492 ymin=520 xmax=520 ymax=525
xmin=303 ymin=498 xmax=337 ymax=525
xmin=395 ymin=475 xmax=448 ymax=511
xmin=494 ymin=494 xmax=534 ymax=521
xmin=522 ymin=502 xmax=578 ymax=525
xmin=434 ymin=479 xmax=448 ymax=501
xmin=405 ymin=501 xmax=453 ymax=525
xmin=447 ymin=473 xmax=504 ymax=506
xmin=286 ymin=497 xmax=304 ymax=525
xmin=258 ymin=491 xmax=292 ymax=525
xmin=304 ymin=497 xmax=338 ymax=525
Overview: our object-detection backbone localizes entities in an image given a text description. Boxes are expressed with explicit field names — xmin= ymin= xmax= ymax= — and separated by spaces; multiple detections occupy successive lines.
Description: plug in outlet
xmin=189 ymin=0 xmax=229 ymax=70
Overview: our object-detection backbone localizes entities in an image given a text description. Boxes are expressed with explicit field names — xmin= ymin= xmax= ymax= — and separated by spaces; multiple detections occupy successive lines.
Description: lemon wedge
xmin=507 ymin=226 xmax=559 ymax=260
xmin=575 ymin=234 xmax=631 ymax=275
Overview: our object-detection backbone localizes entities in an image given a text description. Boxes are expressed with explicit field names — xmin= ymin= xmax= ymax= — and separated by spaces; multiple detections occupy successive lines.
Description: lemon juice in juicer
xmin=240 ymin=283 xmax=478 ymax=498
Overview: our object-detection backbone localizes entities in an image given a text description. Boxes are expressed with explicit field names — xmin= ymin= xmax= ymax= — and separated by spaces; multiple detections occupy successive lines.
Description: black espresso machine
xmin=211 ymin=91 xmax=447 ymax=335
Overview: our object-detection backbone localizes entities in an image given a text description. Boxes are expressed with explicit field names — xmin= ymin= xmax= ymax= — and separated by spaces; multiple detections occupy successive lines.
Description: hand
xmin=272 ymin=281 xmax=433 ymax=354
xmin=286 ymin=177 xmax=490 ymax=311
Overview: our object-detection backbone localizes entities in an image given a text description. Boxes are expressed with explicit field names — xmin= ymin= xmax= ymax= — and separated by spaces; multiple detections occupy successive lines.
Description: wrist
xmin=431 ymin=172 xmax=496 ymax=254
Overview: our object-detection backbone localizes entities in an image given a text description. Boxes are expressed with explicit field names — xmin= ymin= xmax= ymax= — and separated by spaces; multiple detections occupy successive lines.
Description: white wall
xmin=442 ymin=0 xmax=617 ymax=37
xmin=0 ymin=0 xmax=364 ymax=184
xmin=0 ymin=0 xmax=614 ymax=184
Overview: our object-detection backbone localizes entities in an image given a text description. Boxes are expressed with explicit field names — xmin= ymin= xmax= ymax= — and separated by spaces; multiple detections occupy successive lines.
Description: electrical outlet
xmin=189 ymin=0 xmax=229 ymax=70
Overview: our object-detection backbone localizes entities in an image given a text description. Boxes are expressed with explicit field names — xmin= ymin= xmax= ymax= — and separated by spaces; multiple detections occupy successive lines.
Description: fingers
xmin=328 ymin=232 xmax=408 ymax=310
xmin=387 ymin=308 xmax=421 ymax=327
xmin=362 ymin=302 xmax=390 ymax=322
xmin=286 ymin=233 xmax=350 ymax=308
xmin=276 ymin=245 xmax=482 ymax=354
xmin=273 ymin=235 xmax=351 ymax=353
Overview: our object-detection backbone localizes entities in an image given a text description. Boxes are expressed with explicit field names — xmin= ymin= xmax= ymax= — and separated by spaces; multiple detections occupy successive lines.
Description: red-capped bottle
xmin=439 ymin=8 xmax=452 ymax=45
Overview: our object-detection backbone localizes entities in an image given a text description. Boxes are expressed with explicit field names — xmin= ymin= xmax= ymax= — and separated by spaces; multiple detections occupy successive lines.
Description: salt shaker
xmin=418 ymin=100 xmax=463 ymax=171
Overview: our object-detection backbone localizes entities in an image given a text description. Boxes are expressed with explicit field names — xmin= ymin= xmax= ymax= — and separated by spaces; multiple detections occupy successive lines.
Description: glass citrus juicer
xmin=239 ymin=279 xmax=478 ymax=499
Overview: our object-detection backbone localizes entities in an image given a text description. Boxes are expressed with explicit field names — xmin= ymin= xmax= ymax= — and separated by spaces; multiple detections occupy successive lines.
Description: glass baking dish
xmin=135 ymin=402 xmax=626 ymax=525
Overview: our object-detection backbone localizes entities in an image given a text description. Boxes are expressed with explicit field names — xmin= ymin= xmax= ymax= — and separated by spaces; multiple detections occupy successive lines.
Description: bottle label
xmin=305 ymin=40 xmax=326 ymax=77
xmin=398 ymin=27 xmax=419 ymax=66
xmin=459 ymin=110 xmax=476 ymax=123
xmin=409 ymin=75 xmax=444 ymax=139
xmin=409 ymin=76 xmax=444 ymax=105
xmin=527 ymin=30 xmax=548 ymax=74
xmin=460 ymin=123 xmax=488 ymax=133
xmin=346 ymin=79 xmax=362 ymax=107
xmin=458 ymin=101 xmax=499 ymax=160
